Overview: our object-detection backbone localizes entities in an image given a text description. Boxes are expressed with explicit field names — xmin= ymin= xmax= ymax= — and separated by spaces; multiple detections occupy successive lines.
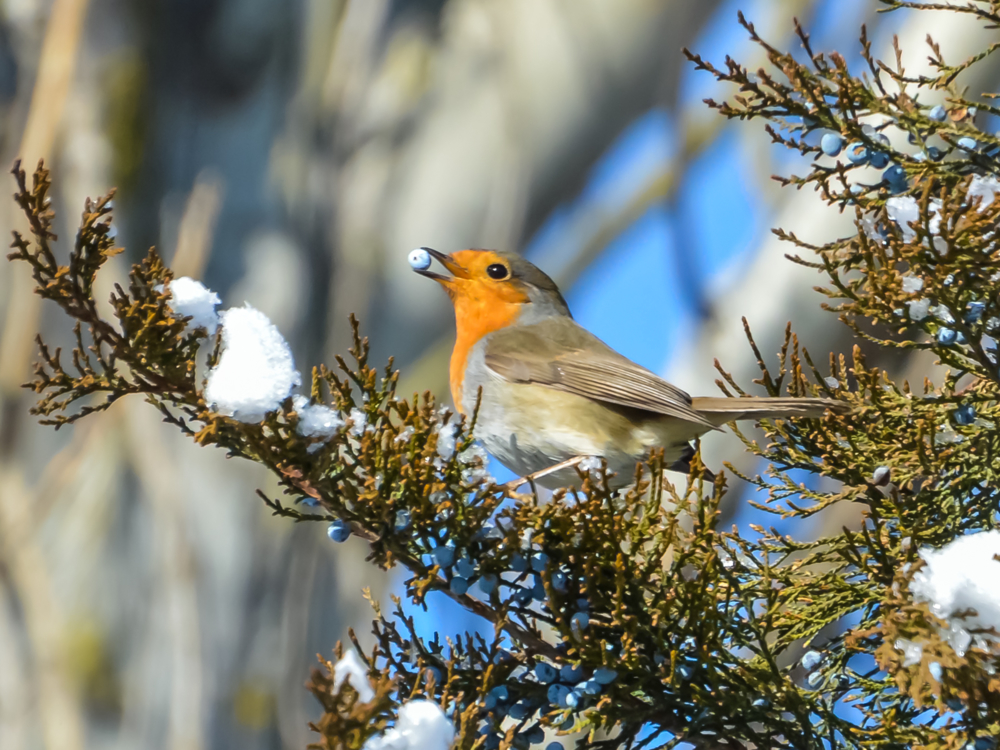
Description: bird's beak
xmin=413 ymin=247 xmax=470 ymax=286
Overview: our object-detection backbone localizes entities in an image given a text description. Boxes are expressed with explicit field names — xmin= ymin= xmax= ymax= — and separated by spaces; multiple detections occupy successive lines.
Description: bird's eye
xmin=486 ymin=263 xmax=509 ymax=280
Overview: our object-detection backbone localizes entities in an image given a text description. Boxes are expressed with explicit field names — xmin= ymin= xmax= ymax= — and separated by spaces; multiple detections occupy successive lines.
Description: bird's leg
xmin=667 ymin=443 xmax=717 ymax=482
xmin=500 ymin=455 xmax=586 ymax=492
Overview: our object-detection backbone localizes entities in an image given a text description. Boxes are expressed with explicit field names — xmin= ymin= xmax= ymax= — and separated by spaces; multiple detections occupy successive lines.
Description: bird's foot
xmin=499 ymin=456 xmax=586 ymax=493
xmin=667 ymin=446 xmax=716 ymax=482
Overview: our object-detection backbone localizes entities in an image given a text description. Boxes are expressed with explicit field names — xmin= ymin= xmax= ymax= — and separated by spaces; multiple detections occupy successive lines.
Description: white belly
xmin=468 ymin=377 xmax=691 ymax=490
xmin=459 ymin=338 xmax=706 ymax=490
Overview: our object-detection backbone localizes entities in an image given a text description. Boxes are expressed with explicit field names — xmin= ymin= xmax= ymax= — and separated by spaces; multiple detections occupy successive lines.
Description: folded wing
xmin=483 ymin=318 xmax=718 ymax=430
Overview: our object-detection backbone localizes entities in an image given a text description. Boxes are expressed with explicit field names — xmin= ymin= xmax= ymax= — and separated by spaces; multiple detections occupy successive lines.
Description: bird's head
xmin=412 ymin=248 xmax=570 ymax=333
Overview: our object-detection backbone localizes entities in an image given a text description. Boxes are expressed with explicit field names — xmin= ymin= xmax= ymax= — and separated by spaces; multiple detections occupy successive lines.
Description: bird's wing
xmin=483 ymin=318 xmax=716 ymax=429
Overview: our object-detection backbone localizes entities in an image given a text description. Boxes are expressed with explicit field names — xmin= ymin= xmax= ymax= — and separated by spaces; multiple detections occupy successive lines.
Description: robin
xmin=410 ymin=247 xmax=843 ymax=489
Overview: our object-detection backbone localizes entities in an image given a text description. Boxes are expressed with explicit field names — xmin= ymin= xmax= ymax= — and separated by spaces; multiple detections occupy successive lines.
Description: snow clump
xmin=894 ymin=638 xmax=924 ymax=667
xmin=910 ymin=530 xmax=1000 ymax=657
xmin=292 ymin=394 xmax=343 ymax=439
xmin=362 ymin=700 xmax=455 ymax=750
xmin=886 ymin=196 xmax=919 ymax=242
xmin=332 ymin=650 xmax=375 ymax=703
xmin=348 ymin=407 xmax=368 ymax=437
xmin=205 ymin=305 xmax=301 ymax=422
xmin=158 ymin=277 xmax=221 ymax=335
xmin=907 ymin=298 xmax=931 ymax=321
xmin=458 ymin=443 xmax=491 ymax=484
xmin=968 ymin=175 xmax=1000 ymax=211
xmin=436 ymin=421 xmax=459 ymax=460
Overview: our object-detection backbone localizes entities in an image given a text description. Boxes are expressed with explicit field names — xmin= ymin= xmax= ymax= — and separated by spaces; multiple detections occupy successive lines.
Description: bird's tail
xmin=691 ymin=396 xmax=847 ymax=426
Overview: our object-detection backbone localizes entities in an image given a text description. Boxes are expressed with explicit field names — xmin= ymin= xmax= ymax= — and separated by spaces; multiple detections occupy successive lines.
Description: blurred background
xmin=0 ymin=1 xmax=995 ymax=748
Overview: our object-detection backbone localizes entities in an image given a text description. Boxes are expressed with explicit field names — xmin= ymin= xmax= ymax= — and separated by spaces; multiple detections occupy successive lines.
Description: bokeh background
xmin=0 ymin=1 xmax=995 ymax=748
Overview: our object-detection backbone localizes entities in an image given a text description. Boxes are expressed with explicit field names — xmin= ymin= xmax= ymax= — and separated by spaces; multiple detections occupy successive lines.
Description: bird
xmin=410 ymin=247 xmax=845 ymax=489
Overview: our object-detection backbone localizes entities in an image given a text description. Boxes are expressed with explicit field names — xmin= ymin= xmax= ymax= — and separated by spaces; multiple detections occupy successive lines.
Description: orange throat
xmin=448 ymin=293 xmax=523 ymax=411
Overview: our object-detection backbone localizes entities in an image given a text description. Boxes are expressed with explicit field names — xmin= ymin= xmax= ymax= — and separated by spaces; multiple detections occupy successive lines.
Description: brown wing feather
xmin=691 ymin=396 xmax=848 ymax=424
xmin=483 ymin=318 xmax=717 ymax=429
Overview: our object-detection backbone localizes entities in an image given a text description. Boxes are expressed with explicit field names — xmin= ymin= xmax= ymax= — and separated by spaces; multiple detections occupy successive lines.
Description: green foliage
xmin=8 ymin=2 xmax=1000 ymax=748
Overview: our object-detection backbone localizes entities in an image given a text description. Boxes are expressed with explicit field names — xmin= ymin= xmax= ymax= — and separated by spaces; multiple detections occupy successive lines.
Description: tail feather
xmin=691 ymin=396 xmax=847 ymax=425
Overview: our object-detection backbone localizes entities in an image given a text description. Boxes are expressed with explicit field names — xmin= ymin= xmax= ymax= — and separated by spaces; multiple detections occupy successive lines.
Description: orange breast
xmin=449 ymin=286 xmax=526 ymax=411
